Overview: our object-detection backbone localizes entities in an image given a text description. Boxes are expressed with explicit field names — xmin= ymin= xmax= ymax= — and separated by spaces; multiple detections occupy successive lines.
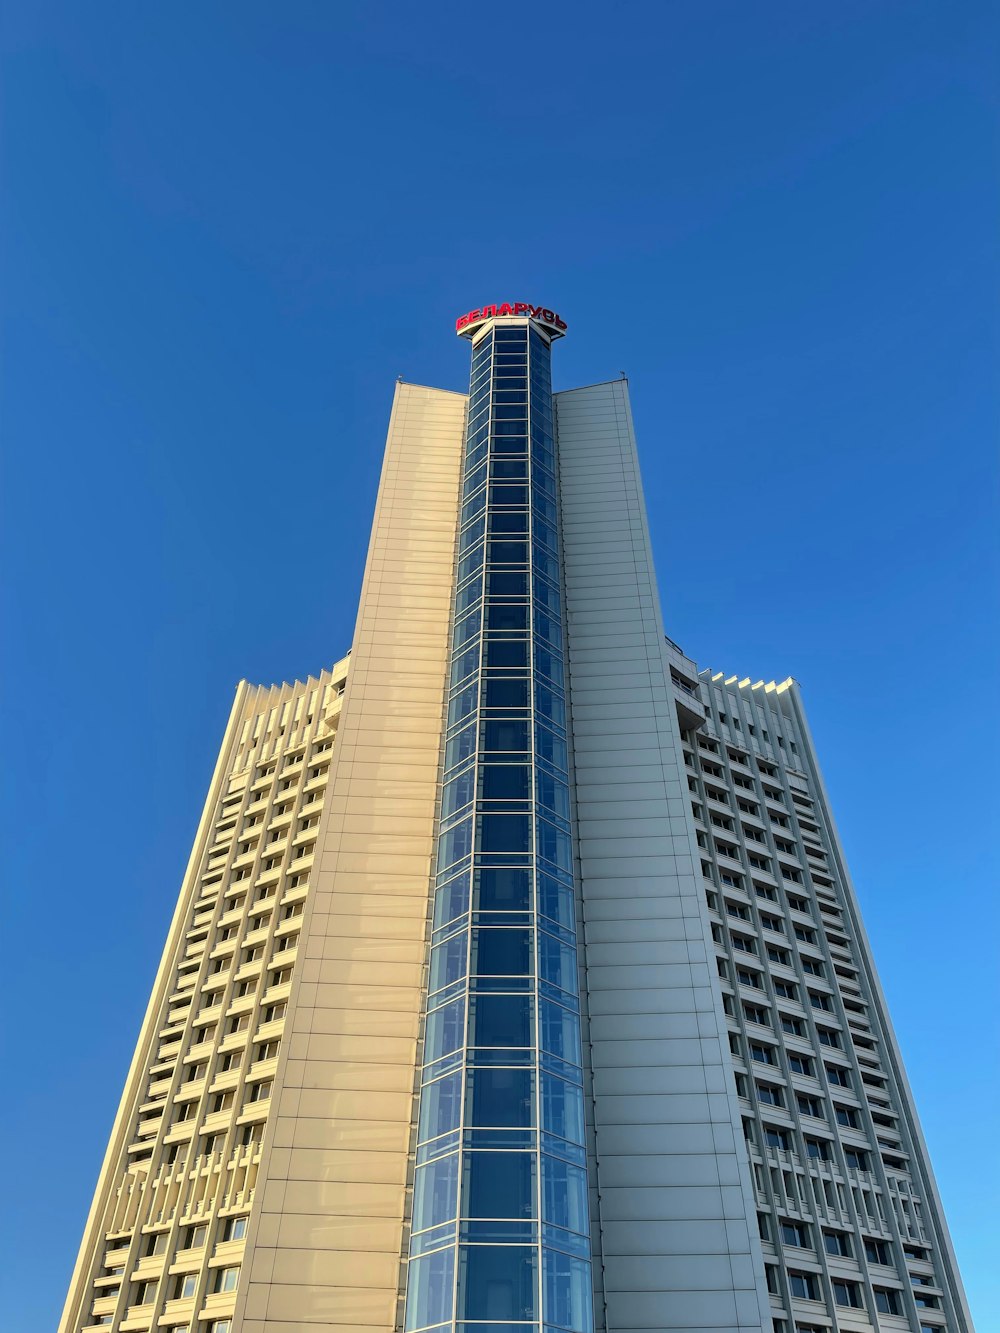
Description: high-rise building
xmin=60 ymin=305 xmax=973 ymax=1333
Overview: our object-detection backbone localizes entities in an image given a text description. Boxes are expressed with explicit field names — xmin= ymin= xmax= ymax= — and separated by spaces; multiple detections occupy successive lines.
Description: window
xmin=767 ymin=946 xmax=791 ymax=965
xmin=801 ymin=958 xmax=824 ymax=977
xmin=914 ymin=1295 xmax=940 ymax=1310
xmin=738 ymin=968 xmax=763 ymax=989
xmin=247 ymin=1080 xmax=272 ymax=1103
xmin=213 ymin=1266 xmax=240 ymax=1293
xmin=764 ymin=1126 xmax=790 ymax=1150
xmin=788 ymin=1271 xmax=819 ymax=1300
xmin=211 ymin=1091 xmax=235 ymax=1113
xmin=787 ymin=894 xmax=810 ymax=913
xmin=865 ymin=1238 xmax=891 ymax=1265
xmin=875 ymin=1289 xmax=903 ymax=1316
xmin=844 ymin=1148 xmax=869 ymax=1170
xmin=788 ymin=1054 xmax=814 ymax=1077
xmin=760 ymin=913 xmax=784 ymax=933
xmin=756 ymin=1083 xmax=784 ymax=1107
xmin=774 ymin=981 xmax=798 ymax=1001
xmin=254 ymin=1040 xmax=279 ymax=1062
xmin=833 ymin=1279 xmax=863 ymax=1308
xmin=804 ymin=1138 xmax=830 ymax=1161
xmin=826 ymin=1065 xmax=851 ymax=1088
xmin=180 ymin=1224 xmax=208 ymax=1249
xmin=781 ymin=1220 xmax=810 ymax=1248
xmin=732 ymin=934 xmax=757 ymax=955
xmin=744 ymin=1003 xmax=770 ymax=1026
xmin=809 ymin=991 xmax=831 ymax=1012
xmin=796 ymin=1095 xmax=823 ymax=1119
xmin=174 ymin=1273 xmax=198 ymax=1299
xmin=222 ymin=1215 xmax=249 ymax=1242
xmin=750 ymin=1044 xmax=776 ymax=1066
xmin=817 ymin=1027 xmax=840 ymax=1048
xmin=794 ymin=926 xmax=816 ymax=944
xmin=835 ymin=1105 xmax=859 ymax=1129
xmin=781 ymin=1014 xmax=804 ymax=1036
xmin=145 ymin=1232 xmax=168 ymax=1257
xmin=824 ymin=1230 xmax=851 ymax=1257
xmin=209 ymin=1323 xmax=233 ymax=1333
xmin=133 ymin=1279 xmax=157 ymax=1305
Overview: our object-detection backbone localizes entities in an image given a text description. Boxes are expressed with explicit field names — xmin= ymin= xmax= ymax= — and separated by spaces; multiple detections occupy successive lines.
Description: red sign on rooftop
xmin=456 ymin=303 xmax=567 ymax=339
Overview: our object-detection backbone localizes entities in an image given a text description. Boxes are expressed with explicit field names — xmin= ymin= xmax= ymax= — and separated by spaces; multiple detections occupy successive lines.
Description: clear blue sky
xmin=2 ymin=3 xmax=996 ymax=1328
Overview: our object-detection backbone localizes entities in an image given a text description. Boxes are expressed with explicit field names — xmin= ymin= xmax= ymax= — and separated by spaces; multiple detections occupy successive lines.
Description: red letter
xmin=456 ymin=314 xmax=468 ymax=331
xmin=469 ymin=309 xmax=481 ymax=323
xmin=528 ymin=305 xmax=541 ymax=318
xmin=482 ymin=304 xmax=497 ymax=318
xmin=513 ymin=303 xmax=529 ymax=315
xmin=555 ymin=315 xmax=567 ymax=330
xmin=497 ymin=303 xmax=514 ymax=317
xmin=542 ymin=308 xmax=555 ymax=323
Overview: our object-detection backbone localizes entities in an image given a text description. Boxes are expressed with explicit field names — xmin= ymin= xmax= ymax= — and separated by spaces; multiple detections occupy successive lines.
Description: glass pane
xmin=438 ymin=819 xmax=473 ymax=872
xmin=487 ymin=603 xmax=530 ymax=632
xmin=474 ymin=867 xmax=531 ymax=912
xmin=430 ymin=932 xmax=469 ymax=992
xmin=484 ymin=678 xmax=530 ymax=710
xmin=480 ymin=765 xmax=532 ymax=801
xmin=538 ymin=932 xmax=576 ymax=993
xmin=540 ymin=1074 xmax=585 ymax=1145
xmin=418 ymin=1072 xmax=463 ymax=1141
xmin=541 ymin=1157 xmax=588 ymax=1233
xmin=470 ymin=928 xmax=533 ymax=978
xmin=405 ymin=1247 xmax=456 ymax=1330
xmin=467 ymin=1067 xmax=534 ymax=1128
xmin=413 ymin=1153 xmax=460 ymax=1230
xmin=468 ymin=994 xmax=533 ymax=1048
xmin=539 ymin=1001 xmax=580 ymax=1064
xmin=478 ymin=815 xmax=531 ymax=854
xmin=462 ymin=1152 xmax=536 ymax=1219
xmin=542 ymin=1249 xmax=593 ymax=1333
xmin=486 ymin=639 xmax=529 ymax=668
xmin=458 ymin=1245 xmax=537 ymax=1321
xmin=425 ymin=999 xmax=466 ymax=1063
xmin=483 ymin=720 xmax=530 ymax=753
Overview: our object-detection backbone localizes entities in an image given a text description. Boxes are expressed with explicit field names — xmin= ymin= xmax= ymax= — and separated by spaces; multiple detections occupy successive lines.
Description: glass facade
xmin=404 ymin=321 xmax=594 ymax=1333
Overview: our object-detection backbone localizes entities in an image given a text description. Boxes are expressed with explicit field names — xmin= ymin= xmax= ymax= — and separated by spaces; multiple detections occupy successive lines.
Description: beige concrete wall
xmin=234 ymin=383 xmax=467 ymax=1333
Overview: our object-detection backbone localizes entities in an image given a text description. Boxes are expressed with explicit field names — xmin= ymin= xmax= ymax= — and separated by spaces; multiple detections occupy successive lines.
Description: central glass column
xmin=403 ymin=319 xmax=594 ymax=1333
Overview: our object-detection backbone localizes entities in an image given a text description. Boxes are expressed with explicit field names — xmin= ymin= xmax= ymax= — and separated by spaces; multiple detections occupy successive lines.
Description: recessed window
xmin=223 ymin=1215 xmax=249 ymax=1242
xmin=875 ymin=1289 xmax=903 ymax=1316
xmin=788 ymin=1271 xmax=819 ymax=1300
xmin=174 ymin=1272 xmax=197 ymax=1299
xmin=213 ymin=1266 xmax=240 ymax=1293
xmin=764 ymin=1126 xmax=790 ymax=1150
xmin=180 ymin=1224 xmax=208 ymax=1249
xmin=824 ymin=1230 xmax=851 ymax=1257
xmin=780 ymin=1220 xmax=810 ymax=1248
xmin=832 ymin=1279 xmax=863 ymax=1308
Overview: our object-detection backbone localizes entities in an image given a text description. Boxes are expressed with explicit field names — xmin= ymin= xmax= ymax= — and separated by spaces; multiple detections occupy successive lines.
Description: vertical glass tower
xmin=405 ymin=319 xmax=592 ymax=1333
xmin=59 ymin=304 xmax=975 ymax=1333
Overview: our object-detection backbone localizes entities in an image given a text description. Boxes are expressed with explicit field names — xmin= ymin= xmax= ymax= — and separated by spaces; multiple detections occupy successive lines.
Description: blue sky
xmin=1 ymin=3 xmax=996 ymax=1328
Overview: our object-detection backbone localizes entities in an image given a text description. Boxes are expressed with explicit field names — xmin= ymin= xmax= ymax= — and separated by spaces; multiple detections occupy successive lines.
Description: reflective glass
xmin=540 ymin=1074 xmax=585 ymax=1145
xmin=468 ymin=994 xmax=533 ymax=1048
xmin=419 ymin=1071 xmax=463 ymax=1141
xmin=430 ymin=932 xmax=469 ymax=993
xmin=425 ymin=998 xmax=466 ymax=1062
xmin=406 ymin=1247 xmax=456 ymax=1330
xmin=478 ymin=815 xmax=531 ymax=854
xmin=541 ymin=1157 xmax=588 ymax=1234
xmin=539 ymin=1001 xmax=580 ymax=1064
xmin=474 ymin=867 xmax=531 ymax=912
xmin=462 ymin=1152 xmax=535 ymax=1219
xmin=470 ymin=928 xmax=533 ymax=978
xmin=413 ymin=1153 xmax=460 ymax=1231
xmin=458 ymin=1245 xmax=537 ymax=1322
xmin=467 ymin=1067 xmax=533 ymax=1128
xmin=542 ymin=1250 xmax=592 ymax=1333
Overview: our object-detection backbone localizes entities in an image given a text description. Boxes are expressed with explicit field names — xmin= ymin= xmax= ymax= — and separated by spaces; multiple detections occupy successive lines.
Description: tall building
xmin=60 ymin=305 xmax=973 ymax=1333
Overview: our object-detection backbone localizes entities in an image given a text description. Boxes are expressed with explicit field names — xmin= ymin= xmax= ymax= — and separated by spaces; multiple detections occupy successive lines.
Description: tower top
xmin=455 ymin=301 xmax=568 ymax=341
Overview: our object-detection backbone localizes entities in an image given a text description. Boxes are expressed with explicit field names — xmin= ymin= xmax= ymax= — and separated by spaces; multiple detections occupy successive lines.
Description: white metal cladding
xmin=555 ymin=379 xmax=773 ymax=1333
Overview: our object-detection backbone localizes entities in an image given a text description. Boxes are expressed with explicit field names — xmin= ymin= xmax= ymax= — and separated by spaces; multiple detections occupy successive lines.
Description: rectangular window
xmin=824 ymin=1230 xmax=851 ymax=1257
xmin=788 ymin=1054 xmax=814 ymax=1076
xmin=788 ymin=1271 xmax=819 ymax=1300
xmin=223 ymin=1215 xmax=249 ymax=1242
xmin=833 ymin=1280 xmax=863 ymax=1308
xmin=214 ymin=1267 xmax=240 ymax=1293
xmin=756 ymin=1083 xmax=784 ymax=1107
xmin=781 ymin=1220 xmax=810 ymax=1248
xmin=797 ymin=1095 xmax=823 ymax=1118
xmin=764 ymin=1126 xmax=790 ymax=1150
xmin=865 ymin=1238 xmax=891 ymax=1265
xmin=875 ymin=1289 xmax=903 ymax=1316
